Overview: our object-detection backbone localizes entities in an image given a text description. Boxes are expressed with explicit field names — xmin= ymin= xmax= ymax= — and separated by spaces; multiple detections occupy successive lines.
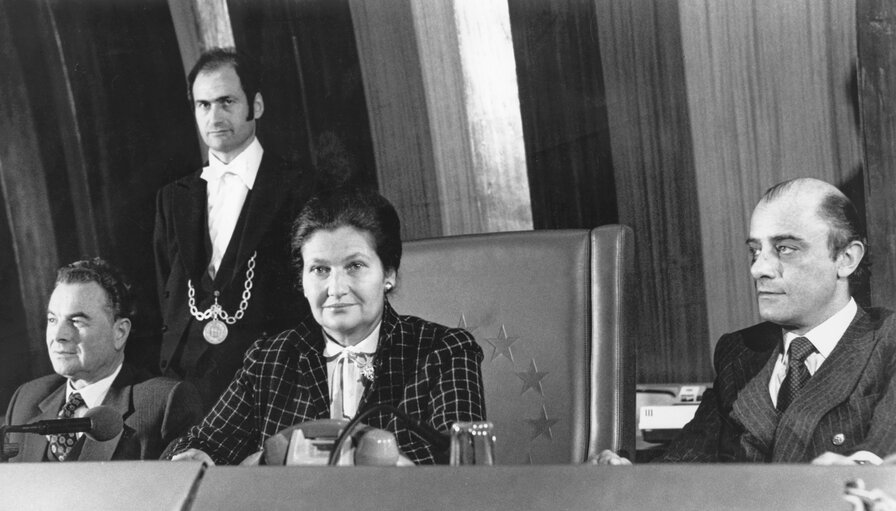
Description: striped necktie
xmin=777 ymin=337 xmax=816 ymax=413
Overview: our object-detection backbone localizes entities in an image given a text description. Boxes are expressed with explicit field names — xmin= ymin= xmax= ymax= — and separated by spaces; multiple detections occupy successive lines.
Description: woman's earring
xmin=385 ymin=282 xmax=393 ymax=291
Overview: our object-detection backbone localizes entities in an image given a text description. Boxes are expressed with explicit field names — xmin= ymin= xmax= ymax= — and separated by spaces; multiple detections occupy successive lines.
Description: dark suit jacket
xmin=3 ymin=364 xmax=203 ymax=462
xmin=154 ymin=153 xmax=314 ymax=410
xmin=168 ymin=302 xmax=486 ymax=465
xmin=661 ymin=307 xmax=896 ymax=462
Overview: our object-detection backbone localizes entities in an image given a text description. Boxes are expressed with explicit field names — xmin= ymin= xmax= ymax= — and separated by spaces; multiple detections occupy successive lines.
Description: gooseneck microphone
xmin=4 ymin=405 xmax=124 ymax=442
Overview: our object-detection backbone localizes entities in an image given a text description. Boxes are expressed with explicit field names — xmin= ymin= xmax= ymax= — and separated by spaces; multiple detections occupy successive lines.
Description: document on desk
xmin=639 ymin=404 xmax=699 ymax=431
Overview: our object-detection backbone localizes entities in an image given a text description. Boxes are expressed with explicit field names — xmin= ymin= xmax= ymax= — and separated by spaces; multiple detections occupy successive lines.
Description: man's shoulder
xmin=157 ymin=169 xmax=203 ymax=202
xmin=15 ymin=373 xmax=66 ymax=398
xmin=259 ymin=151 xmax=295 ymax=175
xmin=861 ymin=306 xmax=896 ymax=326
xmin=131 ymin=375 xmax=184 ymax=393
xmin=718 ymin=321 xmax=780 ymax=354
xmin=118 ymin=364 xmax=187 ymax=394
xmin=857 ymin=306 xmax=896 ymax=342
xmin=126 ymin=370 xmax=201 ymax=414
xmin=258 ymin=151 xmax=318 ymax=188
xmin=161 ymin=169 xmax=202 ymax=188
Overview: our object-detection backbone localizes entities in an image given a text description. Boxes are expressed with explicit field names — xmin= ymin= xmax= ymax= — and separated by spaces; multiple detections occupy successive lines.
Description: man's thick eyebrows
xmin=770 ymin=234 xmax=805 ymax=244
xmin=194 ymin=94 xmax=235 ymax=105
xmin=745 ymin=234 xmax=804 ymax=245
xmin=47 ymin=309 xmax=91 ymax=320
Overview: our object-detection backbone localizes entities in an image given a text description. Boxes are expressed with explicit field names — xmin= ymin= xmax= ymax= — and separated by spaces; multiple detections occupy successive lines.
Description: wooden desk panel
xmin=189 ymin=464 xmax=896 ymax=511
xmin=0 ymin=461 xmax=203 ymax=511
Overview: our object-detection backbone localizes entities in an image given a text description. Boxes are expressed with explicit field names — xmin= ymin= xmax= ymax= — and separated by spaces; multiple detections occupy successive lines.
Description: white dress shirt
xmin=768 ymin=298 xmax=857 ymax=405
xmin=324 ymin=324 xmax=380 ymax=419
xmin=200 ymin=137 xmax=263 ymax=279
xmin=65 ymin=363 xmax=123 ymax=437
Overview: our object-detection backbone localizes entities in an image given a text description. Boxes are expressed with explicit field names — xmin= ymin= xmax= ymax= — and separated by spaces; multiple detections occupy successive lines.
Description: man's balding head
xmin=748 ymin=178 xmax=866 ymax=333
xmin=759 ymin=178 xmax=868 ymax=287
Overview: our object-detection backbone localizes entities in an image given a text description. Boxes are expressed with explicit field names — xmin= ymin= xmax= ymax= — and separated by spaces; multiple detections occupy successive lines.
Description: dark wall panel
xmin=858 ymin=0 xmax=896 ymax=311
xmin=47 ymin=0 xmax=200 ymax=371
xmin=228 ymin=0 xmax=377 ymax=189
xmin=596 ymin=0 xmax=712 ymax=382
xmin=509 ymin=0 xmax=618 ymax=230
xmin=3 ymin=0 xmax=200 ymax=386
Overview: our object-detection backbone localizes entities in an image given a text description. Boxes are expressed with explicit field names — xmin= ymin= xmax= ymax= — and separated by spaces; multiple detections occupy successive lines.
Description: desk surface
xmin=189 ymin=464 xmax=896 ymax=511
xmin=0 ymin=461 xmax=203 ymax=511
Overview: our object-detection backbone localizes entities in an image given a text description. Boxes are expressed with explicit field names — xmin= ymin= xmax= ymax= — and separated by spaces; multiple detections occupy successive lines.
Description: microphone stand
xmin=0 ymin=425 xmax=19 ymax=462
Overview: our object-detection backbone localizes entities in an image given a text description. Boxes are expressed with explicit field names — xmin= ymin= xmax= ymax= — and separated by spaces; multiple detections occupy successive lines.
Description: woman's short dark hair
xmin=291 ymin=187 xmax=402 ymax=287
xmin=55 ymin=257 xmax=136 ymax=321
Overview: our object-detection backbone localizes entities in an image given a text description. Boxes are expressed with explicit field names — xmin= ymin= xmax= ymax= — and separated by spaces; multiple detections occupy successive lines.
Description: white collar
xmin=200 ymin=137 xmax=263 ymax=190
xmin=323 ymin=322 xmax=381 ymax=357
xmin=66 ymin=363 xmax=123 ymax=409
xmin=783 ymin=298 xmax=857 ymax=358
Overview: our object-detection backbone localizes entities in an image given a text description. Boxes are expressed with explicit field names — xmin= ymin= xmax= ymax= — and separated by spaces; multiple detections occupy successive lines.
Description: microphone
xmin=4 ymin=405 xmax=123 ymax=442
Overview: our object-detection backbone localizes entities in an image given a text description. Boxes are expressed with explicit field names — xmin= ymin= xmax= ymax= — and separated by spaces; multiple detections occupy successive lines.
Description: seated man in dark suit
xmin=596 ymin=177 xmax=896 ymax=465
xmin=4 ymin=258 xmax=202 ymax=462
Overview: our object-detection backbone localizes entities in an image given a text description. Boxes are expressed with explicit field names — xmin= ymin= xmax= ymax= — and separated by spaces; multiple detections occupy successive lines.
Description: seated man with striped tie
xmin=595 ymin=177 xmax=896 ymax=465
xmin=3 ymin=258 xmax=203 ymax=462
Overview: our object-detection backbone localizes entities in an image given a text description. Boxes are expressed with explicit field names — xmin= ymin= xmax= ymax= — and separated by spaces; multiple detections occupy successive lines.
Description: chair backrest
xmin=390 ymin=226 xmax=635 ymax=464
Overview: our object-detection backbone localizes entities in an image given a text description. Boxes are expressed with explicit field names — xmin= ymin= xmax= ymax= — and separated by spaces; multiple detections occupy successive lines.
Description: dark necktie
xmin=777 ymin=337 xmax=815 ymax=413
xmin=48 ymin=392 xmax=84 ymax=461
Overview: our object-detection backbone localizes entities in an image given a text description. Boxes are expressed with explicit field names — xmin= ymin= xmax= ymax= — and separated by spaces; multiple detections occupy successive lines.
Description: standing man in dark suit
xmin=4 ymin=258 xmax=202 ymax=462
xmin=154 ymin=48 xmax=313 ymax=411
xmin=595 ymin=177 xmax=896 ymax=465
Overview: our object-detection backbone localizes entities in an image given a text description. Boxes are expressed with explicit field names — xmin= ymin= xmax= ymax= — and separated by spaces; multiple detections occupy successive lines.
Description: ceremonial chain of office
xmin=187 ymin=251 xmax=257 ymax=344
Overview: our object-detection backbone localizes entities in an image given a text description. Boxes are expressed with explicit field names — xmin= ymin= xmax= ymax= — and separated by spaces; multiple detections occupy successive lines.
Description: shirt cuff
xmin=848 ymin=451 xmax=883 ymax=465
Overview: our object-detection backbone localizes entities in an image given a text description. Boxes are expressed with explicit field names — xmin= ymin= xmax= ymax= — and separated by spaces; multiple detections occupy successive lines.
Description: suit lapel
xmin=78 ymin=431 xmax=124 ymax=462
xmin=296 ymin=328 xmax=331 ymax=420
xmin=79 ymin=366 xmax=136 ymax=461
xmin=18 ymin=384 xmax=66 ymax=461
xmin=215 ymin=155 xmax=291 ymax=287
xmin=731 ymin=341 xmax=781 ymax=455
xmin=359 ymin=303 xmax=408 ymax=411
xmin=775 ymin=308 xmax=877 ymax=456
xmin=172 ymin=172 xmax=210 ymax=281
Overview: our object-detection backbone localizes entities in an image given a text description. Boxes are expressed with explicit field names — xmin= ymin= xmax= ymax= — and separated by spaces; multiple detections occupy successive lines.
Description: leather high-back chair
xmin=390 ymin=226 xmax=635 ymax=464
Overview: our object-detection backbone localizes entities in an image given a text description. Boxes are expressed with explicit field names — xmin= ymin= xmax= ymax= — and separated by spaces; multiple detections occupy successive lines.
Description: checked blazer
xmin=661 ymin=307 xmax=896 ymax=462
xmin=168 ymin=301 xmax=486 ymax=465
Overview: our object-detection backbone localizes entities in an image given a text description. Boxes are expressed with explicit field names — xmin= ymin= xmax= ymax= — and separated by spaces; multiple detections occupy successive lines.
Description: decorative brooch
xmin=359 ymin=363 xmax=376 ymax=382
xmin=350 ymin=353 xmax=376 ymax=382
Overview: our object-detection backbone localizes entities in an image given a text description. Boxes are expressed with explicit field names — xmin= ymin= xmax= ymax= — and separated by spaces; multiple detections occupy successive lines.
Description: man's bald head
xmin=761 ymin=178 xmax=843 ymax=208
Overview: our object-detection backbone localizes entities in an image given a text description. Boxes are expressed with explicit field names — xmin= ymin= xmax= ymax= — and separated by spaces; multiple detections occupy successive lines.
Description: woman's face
xmin=301 ymin=226 xmax=396 ymax=346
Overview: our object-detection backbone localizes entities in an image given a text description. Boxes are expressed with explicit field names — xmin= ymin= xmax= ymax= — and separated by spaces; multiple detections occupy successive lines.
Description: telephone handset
xmin=239 ymin=418 xmax=413 ymax=466
xmin=262 ymin=418 xmax=355 ymax=465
